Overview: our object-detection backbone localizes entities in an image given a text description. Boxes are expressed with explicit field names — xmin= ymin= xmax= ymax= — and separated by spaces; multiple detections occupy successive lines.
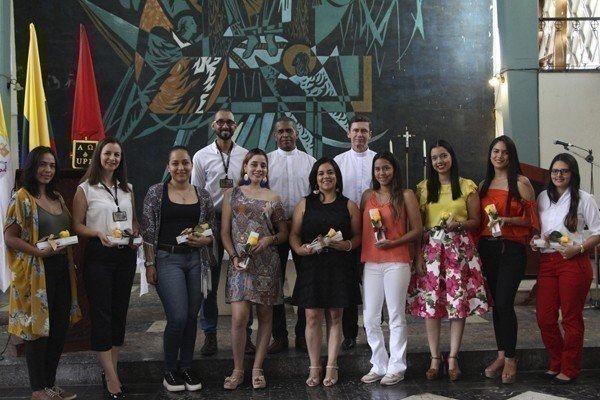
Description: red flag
xmin=71 ymin=24 xmax=105 ymax=141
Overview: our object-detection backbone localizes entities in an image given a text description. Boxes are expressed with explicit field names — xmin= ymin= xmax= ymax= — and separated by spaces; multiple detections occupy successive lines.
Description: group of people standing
xmin=4 ymin=110 xmax=599 ymax=399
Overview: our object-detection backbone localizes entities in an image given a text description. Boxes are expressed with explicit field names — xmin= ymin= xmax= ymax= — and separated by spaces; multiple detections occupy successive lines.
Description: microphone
xmin=554 ymin=140 xmax=571 ymax=148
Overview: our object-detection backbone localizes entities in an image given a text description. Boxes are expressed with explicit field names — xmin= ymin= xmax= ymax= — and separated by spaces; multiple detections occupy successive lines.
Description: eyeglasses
xmin=550 ymin=168 xmax=570 ymax=176
xmin=214 ymin=119 xmax=236 ymax=126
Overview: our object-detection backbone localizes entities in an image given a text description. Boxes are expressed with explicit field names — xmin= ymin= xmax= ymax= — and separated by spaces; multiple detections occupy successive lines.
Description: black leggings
xmin=25 ymin=254 xmax=71 ymax=391
xmin=478 ymin=238 xmax=526 ymax=358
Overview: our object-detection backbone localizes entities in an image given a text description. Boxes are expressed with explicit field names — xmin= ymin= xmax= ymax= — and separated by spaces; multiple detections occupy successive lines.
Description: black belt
xmin=157 ymin=244 xmax=195 ymax=254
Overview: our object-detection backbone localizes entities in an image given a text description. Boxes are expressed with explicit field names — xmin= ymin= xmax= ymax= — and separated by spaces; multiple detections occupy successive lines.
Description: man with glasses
xmin=266 ymin=117 xmax=316 ymax=353
xmin=191 ymin=109 xmax=254 ymax=355
xmin=334 ymin=114 xmax=376 ymax=350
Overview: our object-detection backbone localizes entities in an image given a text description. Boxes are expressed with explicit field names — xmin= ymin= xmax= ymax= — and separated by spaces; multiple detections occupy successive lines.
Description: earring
xmin=242 ymin=173 xmax=251 ymax=185
xmin=312 ymin=186 xmax=320 ymax=195
xmin=260 ymin=176 xmax=268 ymax=188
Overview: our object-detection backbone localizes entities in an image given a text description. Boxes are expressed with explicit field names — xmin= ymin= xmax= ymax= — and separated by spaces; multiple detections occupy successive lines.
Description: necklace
xmin=170 ymin=183 xmax=193 ymax=204
xmin=375 ymin=191 xmax=391 ymax=205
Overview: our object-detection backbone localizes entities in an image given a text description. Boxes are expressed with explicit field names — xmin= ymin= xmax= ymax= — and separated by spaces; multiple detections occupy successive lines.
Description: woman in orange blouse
xmin=478 ymin=136 xmax=538 ymax=384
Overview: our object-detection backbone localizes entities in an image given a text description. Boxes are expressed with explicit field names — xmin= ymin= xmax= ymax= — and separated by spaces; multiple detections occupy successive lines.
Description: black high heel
xmin=102 ymin=372 xmax=126 ymax=394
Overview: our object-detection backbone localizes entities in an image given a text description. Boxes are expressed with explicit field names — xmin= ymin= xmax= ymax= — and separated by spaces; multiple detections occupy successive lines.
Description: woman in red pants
xmin=533 ymin=153 xmax=600 ymax=384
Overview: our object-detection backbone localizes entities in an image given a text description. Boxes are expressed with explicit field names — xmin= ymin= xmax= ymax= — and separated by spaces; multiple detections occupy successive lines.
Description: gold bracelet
xmin=580 ymin=244 xmax=585 ymax=254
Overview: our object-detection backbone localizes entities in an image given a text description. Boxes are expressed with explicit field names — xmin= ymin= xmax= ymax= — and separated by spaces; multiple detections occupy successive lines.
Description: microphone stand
xmin=561 ymin=143 xmax=600 ymax=309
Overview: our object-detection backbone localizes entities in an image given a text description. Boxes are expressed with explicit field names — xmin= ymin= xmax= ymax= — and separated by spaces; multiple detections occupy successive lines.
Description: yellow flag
xmin=21 ymin=23 xmax=55 ymax=164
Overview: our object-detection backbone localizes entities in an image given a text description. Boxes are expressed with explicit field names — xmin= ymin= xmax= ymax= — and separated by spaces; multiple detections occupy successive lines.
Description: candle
xmin=389 ymin=139 xmax=393 ymax=154
xmin=423 ymin=139 xmax=427 ymax=158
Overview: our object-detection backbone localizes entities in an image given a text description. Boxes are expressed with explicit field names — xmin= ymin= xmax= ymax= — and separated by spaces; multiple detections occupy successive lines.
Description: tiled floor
xmin=1 ymin=371 xmax=600 ymax=399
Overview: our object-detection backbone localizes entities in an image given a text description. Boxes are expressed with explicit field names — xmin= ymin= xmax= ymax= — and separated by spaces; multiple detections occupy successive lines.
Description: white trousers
xmin=362 ymin=261 xmax=411 ymax=376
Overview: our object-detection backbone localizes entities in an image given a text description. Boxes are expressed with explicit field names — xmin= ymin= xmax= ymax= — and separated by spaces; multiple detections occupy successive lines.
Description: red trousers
xmin=536 ymin=252 xmax=593 ymax=378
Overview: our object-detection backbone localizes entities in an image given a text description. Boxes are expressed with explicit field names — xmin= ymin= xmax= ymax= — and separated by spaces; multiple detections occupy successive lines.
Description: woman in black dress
xmin=290 ymin=157 xmax=362 ymax=387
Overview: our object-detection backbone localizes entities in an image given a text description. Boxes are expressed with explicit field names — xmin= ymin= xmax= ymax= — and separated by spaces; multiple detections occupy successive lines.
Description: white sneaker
xmin=361 ymin=371 xmax=384 ymax=384
xmin=380 ymin=373 xmax=404 ymax=386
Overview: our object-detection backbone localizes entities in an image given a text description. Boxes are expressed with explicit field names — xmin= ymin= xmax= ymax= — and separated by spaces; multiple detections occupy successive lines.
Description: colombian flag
xmin=21 ymin=23 xmax=55 ymax=166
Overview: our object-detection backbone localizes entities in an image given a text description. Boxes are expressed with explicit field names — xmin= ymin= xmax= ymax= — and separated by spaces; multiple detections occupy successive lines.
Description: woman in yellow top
xmin=4 ymin=146 xmax=81 ymax=400
xmin=406 ymin=140 xmax=489 ymax=382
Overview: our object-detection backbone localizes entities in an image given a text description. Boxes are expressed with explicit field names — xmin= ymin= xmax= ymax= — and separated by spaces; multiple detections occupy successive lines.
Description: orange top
xmin=479 ymin=188 xmax=539 ymax=245
xmin=361 ymin=192 xmax=411 ymax=263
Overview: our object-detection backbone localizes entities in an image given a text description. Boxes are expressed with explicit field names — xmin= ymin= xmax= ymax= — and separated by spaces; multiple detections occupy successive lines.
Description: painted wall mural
xmin=15 ymin=0 xmax=494 ymax=199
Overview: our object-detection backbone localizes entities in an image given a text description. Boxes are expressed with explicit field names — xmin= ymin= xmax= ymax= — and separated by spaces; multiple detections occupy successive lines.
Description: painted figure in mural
xmin=333 ymin=115 xmax=376 ymax=350
xmin=406 ymin=140 xmax=489 ymax=382
xmin=477 ymin=136 xmax=538 ymax=384
xmin=4 ymin=147 xmax=82 ymax=400
xmin=533 ymin=153 xmax=600 ymax=384
xmin=266 ymin=117 xmax=316 ymax=354
xmin=140 ymin=146 xmax=217 ymax=392
xmin=190 ymin=109 xmax=253 ymax=356
xmin=290 ymin=157 xmax=362 ymax=387
xmin=72 ymin=137 xmax=141 ymax=399
xmin=220 ymin=148 xmax=288 ymax=390
xmin=359 ymin=151 xmax=422 ymax=386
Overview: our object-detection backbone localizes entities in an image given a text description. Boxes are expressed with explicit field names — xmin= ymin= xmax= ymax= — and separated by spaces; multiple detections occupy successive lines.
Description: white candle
xmin=389 ymin=139 xmax=393 ymax=154
xmin=423 ymin=139 xmax=427 ymax=158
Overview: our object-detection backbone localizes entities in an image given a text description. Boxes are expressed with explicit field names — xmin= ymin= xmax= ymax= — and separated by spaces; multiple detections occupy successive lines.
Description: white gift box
xmin=431 ymin=214 xmax=453 ymax=244
xmin=307 ymin=231 xmax=344 ymax=252
xmin=490 ymin=221 xmax=502 ymax=237
xmin=176 ymin=228 xmax=213 ymax=244
xmin=431 ymin=229 xmax=446 ymax=244
xmin=107 ymin=236 xmax=143 ymax=245
xmin=36 ymin=236 xmax=79 ymax=250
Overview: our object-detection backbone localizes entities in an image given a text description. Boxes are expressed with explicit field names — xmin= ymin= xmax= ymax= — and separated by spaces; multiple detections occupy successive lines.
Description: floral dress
xmin=406 ymin=178 xmax=489 ymax=319
xmin=4 ymin=188 xmax=82 ymax=340
xmin=225 ymin=187 xmax=285 ymax=305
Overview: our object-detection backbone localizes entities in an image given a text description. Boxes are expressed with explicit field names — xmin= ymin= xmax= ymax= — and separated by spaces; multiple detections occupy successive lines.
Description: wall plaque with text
xmin=72 ymin=140 xmax=98 ymax=170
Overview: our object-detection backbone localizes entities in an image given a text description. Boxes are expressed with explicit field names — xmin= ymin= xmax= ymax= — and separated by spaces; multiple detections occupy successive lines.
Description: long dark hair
xmin=21 ymin=146 xmax=59 ymax=200
xmin=80 ymin=137 xmax=131 ymax=192
xmin=372 ymin=151 xmax=404 ymax=221
xmin=479 ymin=135 xmax=523 ymax=212
xmin=307 ymin=157 xmax=343 ymax=202
xmin=547 ymin=153 xmax=580 ymax=232
xmin=426 ymin=140 xmax=461 ymax=203
xmin=238 ymin=148 xmax=270 ymax=188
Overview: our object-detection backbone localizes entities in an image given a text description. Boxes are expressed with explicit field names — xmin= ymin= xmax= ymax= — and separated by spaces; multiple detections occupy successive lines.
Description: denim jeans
xmin=155 ymin=250 xmax=204 ymax=371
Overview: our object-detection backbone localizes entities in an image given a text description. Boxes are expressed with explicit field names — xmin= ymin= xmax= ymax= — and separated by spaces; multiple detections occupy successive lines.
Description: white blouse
xmin=537 ymin=188 xmax=600 ymax=253
xmin=79 ymin=180 xmax=134 ymax=235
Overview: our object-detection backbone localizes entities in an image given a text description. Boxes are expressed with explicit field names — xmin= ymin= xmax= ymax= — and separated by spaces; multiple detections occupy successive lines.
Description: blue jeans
xmin=155 ymin=250 xmax=203 ymax=371
xmin=200 ymin=217 xmax=252 ymax=336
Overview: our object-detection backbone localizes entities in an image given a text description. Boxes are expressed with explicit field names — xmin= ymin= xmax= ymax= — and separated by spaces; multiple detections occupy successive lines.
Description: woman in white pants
xmin=359 ymin=151 xmax=422 ymax=385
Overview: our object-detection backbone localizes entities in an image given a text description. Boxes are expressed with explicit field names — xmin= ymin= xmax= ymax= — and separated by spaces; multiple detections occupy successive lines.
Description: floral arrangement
xmin=176 ymin=223 xmax=213 ymax=244
xmin=108 ymin=228 xmax=142 ymax=245
xmin=238 ymin=231 xmax=260 ymax=269
xmin=36 ymin=230 xmax=79 ymax=250
xmin=484 ymin=204 xmax=502 ymax=237
xmin=548 ymin=230 xmax=572 ymax=248
xmin=369 ymin=208 xmax=387 ymax=242
xmin=431 ymin=211 xmax=454 ymax=244
xmin=307 ymin=228 xmax=343 ymax=253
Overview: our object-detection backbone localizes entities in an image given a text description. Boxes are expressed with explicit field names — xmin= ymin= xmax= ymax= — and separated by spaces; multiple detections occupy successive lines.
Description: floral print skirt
xmin=407 ymin=231 xmax=490 ymax=319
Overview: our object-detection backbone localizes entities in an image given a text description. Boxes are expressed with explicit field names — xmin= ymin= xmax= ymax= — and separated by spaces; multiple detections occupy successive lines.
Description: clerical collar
xmin=350 ymin=147 xmax=370 ymax=157
xmin=277 ymin=148 xmax=297 ymax=156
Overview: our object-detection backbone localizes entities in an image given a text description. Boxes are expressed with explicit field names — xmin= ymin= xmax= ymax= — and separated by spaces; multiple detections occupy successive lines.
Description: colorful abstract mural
xmin=15 ymin=0 xmax=494 ymax=202
xmin=75 ymin=0 xmax=426 ymax=156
